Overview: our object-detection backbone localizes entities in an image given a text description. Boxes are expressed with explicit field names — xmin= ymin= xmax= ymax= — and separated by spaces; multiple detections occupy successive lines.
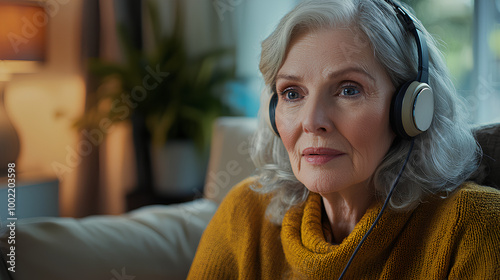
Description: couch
xmin=0 ymin=117 xmax=498 ymax=280
xmin=0 ymin=117 xmax=257 ymax=280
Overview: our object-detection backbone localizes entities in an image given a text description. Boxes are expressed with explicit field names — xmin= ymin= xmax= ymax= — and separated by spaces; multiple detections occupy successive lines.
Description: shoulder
xmin=189 ymin=177 xmax=283 ymax=278
xmin=439 ymin=183 xmax=500 ymax=278
xmin=222 ymin=176 xmax=263 ymax=201
xmin=218 ymin=177 xmax=271 ymax=211
xmin=454 ymin=181 xmax=500 ymax=197
xmin=207 ymin=176 xmax=274 ymax=230
xmin=440 ymin=181 xmax=500 ymax=230
xmin=448 ymin=182 xmax=500 ymax=212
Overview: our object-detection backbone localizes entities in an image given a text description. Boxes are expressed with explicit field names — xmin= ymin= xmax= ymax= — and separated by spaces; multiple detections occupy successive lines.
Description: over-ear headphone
xmin=387 ymin=0 xmax=434 ymax=139
xmin=266 ymin=0 xmax=434 ymax=140
xmin=266 ymin=92 xmax=280 ymax=137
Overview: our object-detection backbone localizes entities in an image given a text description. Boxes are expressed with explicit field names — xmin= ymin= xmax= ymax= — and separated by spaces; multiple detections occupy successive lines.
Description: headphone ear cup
xmin=390 ymin=81 xmax=434 ymax=139
xmin=390 ymin=81 xmax=413 ymax=139
xmin=266 ymin=93 xmax=280 ymax=137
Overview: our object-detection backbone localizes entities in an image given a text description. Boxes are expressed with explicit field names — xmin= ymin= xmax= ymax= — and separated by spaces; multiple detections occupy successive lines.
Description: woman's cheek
xmin=276 ymin=108 xmax=302 ymax=163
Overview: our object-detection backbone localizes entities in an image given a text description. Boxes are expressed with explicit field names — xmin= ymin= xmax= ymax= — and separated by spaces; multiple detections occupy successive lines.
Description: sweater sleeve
xmin=448 ymin=184 xmax=500 ymax=279
xmin=187 ymin=177 xmax=267 ymax=279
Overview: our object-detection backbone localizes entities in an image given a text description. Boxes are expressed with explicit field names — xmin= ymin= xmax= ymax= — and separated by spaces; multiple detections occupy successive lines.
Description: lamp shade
xmin=0 ymin=1 xmax=47 ymax=64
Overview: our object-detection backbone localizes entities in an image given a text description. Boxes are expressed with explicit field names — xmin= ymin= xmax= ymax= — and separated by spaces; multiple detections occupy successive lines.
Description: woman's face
xmin=275 ymin=27 xmax=396 ymax=195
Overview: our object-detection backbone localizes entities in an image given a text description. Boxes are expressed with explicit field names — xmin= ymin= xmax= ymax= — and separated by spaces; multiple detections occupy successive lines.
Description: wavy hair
xmin=250 ymin=0 xmax=480 ymax=224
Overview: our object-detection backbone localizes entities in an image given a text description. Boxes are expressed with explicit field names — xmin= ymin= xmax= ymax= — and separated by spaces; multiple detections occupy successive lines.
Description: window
xmin=472 ymin=0 xmax=500 ymax=124
xmin=399 ymin=0 xmax=499 ymax=124
xmin=225 ymin=0 xmax=301 ymax=117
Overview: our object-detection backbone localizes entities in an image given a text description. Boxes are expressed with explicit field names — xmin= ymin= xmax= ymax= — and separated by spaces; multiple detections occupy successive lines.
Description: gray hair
xmin=250 ymin=0 xmax=480 ymax=224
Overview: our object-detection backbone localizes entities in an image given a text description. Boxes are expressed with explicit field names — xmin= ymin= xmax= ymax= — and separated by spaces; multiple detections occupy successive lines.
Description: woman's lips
xmin=302 ymin=147 xmax=345 ymax=165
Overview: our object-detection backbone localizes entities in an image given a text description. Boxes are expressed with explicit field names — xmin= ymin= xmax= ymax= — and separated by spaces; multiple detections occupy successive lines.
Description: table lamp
xmin=0 ymin=1 xmax=47 ymax=176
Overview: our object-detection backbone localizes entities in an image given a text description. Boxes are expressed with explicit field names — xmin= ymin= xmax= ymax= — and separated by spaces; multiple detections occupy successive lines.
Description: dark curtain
xmin=113 ymin=0 xmax=155 ymax=209
xmin=76 ymin=0 xmax=150 ymax=216
xmin=75 ymin=0 xmax=102 ymax=217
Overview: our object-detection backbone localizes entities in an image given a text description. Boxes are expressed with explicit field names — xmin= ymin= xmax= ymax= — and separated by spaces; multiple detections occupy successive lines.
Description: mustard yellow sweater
xmin=188 ymin=178 xmax=500 ymax=279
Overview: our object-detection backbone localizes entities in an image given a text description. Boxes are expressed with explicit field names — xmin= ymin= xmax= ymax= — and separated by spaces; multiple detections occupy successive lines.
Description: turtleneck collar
xmin=281 ymin=191 xmax=416 ymax=278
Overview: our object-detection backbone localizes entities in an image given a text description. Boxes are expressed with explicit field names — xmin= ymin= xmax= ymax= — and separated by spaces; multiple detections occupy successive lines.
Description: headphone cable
xmin=337 ymin=139 xmax=415 ymax=280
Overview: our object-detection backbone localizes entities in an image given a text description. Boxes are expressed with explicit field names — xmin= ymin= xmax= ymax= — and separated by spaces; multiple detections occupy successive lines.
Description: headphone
xmin=266 ymin=0 xmax=434 ymax=140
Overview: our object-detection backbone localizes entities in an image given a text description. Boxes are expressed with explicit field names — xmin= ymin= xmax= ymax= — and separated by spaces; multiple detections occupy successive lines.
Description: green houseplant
xmin=78 ymin=0 xmax=236 ymax=195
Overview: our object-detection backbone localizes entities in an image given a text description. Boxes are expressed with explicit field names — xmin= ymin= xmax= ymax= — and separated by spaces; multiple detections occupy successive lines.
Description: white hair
xmin=250 ymin=0 xmax=480 ymax=224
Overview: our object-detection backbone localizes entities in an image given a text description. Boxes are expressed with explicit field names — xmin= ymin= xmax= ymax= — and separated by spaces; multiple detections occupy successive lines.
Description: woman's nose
xmin=301 ymin=94 xmax=335 ymax=135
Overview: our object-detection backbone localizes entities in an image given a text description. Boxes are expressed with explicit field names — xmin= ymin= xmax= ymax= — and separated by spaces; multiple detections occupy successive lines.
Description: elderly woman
xmin=188 ymin=0 xmax=500 ymax=279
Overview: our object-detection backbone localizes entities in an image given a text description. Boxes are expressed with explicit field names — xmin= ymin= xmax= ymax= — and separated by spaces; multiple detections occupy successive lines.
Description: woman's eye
xmin=287 ymin=91 xmax=300 ymax=100
xmin=340 ymin=86 xmax=360 ymax=96
xmin=281 ymin=88 xmax=302 ymax=101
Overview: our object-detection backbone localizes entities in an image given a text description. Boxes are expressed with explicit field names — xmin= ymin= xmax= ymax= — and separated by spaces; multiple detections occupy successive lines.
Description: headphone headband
xmin=385 ymin=0 xmax=429 ymax=83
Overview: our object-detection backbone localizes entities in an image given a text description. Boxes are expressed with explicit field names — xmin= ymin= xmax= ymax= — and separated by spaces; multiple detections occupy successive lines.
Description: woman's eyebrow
xmin=324 ymin=66 xmax=376 ymax=82
xmin=276 ymin=73 xmax=302 ymax=82
xmin=276 ymin=66 xmax=375 ymax=83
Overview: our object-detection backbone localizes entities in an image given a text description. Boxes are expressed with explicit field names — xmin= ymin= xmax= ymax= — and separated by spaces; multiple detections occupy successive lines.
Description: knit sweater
xmin=188 ymin=177 xmax=500 ymax=279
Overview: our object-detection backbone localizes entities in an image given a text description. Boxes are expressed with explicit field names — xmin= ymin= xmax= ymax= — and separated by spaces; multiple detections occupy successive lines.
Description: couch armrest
xmin=0 ymin=199 xmax=217 ymax=280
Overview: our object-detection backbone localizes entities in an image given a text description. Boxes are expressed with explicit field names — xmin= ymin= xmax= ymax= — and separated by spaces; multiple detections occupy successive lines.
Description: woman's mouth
xmin=302 ymin=147 xmax=345 ymax=165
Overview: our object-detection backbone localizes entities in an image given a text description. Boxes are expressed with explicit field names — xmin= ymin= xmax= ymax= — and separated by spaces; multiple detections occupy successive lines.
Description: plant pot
xmin=150 ymin=140 xmax=207 ymax=197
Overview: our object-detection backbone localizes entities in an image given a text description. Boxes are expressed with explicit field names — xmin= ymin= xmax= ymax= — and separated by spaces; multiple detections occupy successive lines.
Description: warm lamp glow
xmin=0 ymin=2 xmax=47 ymax=63
xmin=0 ymin=1 xmax=47 ymax=176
